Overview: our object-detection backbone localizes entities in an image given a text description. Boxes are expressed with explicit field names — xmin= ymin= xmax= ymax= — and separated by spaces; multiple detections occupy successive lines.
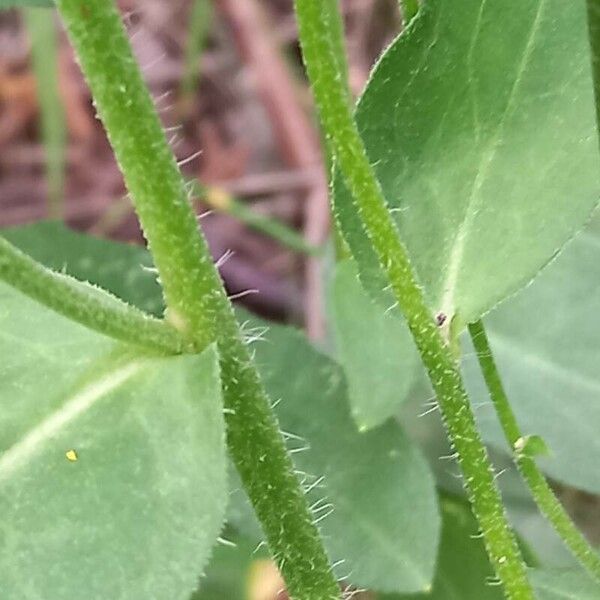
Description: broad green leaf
xmin=3 ymin=221 xmax=164 ymax=316
xmin=0 ymin=283 xmax=227 ymax=600
xmin=461 ymin=215 xmax=600 ymax=493
xmin=330 ymin=260 xmax=420 ymax=430
xmin=380 ymin=496 xmax=504 ymax=600
xmin=530 ymin=569 xmax=600 ymax=599
xmin=334 ymin=0 xmax=599 ymax=326
xmin=230 ymin=321 xmax=440 ymax=594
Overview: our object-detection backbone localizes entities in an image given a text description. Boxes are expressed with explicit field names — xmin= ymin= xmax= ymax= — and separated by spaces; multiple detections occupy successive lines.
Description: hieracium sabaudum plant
xmin=1 ymin=0 xmax=600 ymax=598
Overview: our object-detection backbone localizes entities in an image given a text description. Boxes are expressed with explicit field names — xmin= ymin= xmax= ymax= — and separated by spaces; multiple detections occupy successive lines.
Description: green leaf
xmin=461 ymin=215 xmax=600 ymax=493
xmin=2 ymin=221 xmax=164 ymax=316
xmin=379 ymin=496 xmax=504 ymax=600
xmin=231 ymin=321 xmax=440 ymax=594
xmin=530 ymin=569 xmax=600 ymax=599
xmin=0 ymin=283 xmax=227 ymax=600
xmin=330 ymin=260 xmax=420 ymax=430
xmin=334 ymin=0 xmax=599 ymax=326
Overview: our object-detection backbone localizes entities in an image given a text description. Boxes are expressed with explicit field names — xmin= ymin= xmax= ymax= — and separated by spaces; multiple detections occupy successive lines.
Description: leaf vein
xmin=439 ymin=0 xmax=547 ymax=318
xmin=0 ymin=360 xmax=143 ymax=483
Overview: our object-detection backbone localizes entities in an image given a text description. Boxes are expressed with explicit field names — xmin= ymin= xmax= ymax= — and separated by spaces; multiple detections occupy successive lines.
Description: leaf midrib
xmin=0 ymin=360 xmax=144 ymax=484
xmin=439 ymin=0 xmax=547 ymax=318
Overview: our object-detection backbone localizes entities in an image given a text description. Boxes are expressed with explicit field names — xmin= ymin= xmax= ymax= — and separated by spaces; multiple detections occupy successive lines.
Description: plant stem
xmin=400 ymin=0 xmax=419 ymax=24
xmin=294 ymin=1 xmax=533 ymax=597
xmin=468 ymin=320 xmax=600 ymax=584
xmin=0 ymin=235 xmax=184 ymax=354
xmin=318 ymin=0 xmax=351 ymax=265
xmin=54 ymin=1 xmax=340 ymax=598
xmin=199 ymin=184 xmax=323 ymax=256
xmin=322 ymin=0 xmax=350 ymax=104
xmin=24 ymin=8 xmax=66 ymax=219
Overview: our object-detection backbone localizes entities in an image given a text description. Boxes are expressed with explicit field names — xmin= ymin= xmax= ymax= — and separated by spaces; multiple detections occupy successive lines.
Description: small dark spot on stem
xmin=436 ymin=312 xmax=447 ymax=327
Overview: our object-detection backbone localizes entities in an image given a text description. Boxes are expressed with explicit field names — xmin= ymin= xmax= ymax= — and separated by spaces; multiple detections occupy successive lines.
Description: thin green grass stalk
xmin=468 ymin=320 xmax=600 ymax=584
xmin=199 ymin=184 xmax=323 ymax=256
xmin=179 ymin=0 xmax=212 ymax=112
xmin=0 ymin=235 xmax=185 ymax=354
xmin=293 ymin=0 xmax=533 ymax=597
xmin=53 ymin=1 xmax=340 ymax=598
xmin=92 ymin=183 xmax=321 ymax=255
xmin=24 ymin=8 xmax=66 ymax=220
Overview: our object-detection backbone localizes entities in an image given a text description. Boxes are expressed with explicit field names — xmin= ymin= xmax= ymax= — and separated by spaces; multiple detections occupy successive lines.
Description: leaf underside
xmin=329 ymin=260 xmax=420 ymax=430
xmin=530 ymin=569 xmax=600 ymax=599
xmin=0 ymin=283 xmax=227 ymax=600
xmin=380 ymin=497 xmax=504 ymax=600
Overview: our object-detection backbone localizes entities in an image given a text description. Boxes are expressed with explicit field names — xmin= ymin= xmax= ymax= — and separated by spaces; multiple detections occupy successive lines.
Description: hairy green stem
xmin=0 ymin=236 xmax=184 ymax=354
xmin=469 ymin=320 xmax=600 ymax=583
xmin=54 ymin=1 xmax=340 ymax=598
xmin=294 ymin=1 xmax=533 ymax=597
xmin=322 ymin=0 xmax=350 ymax=103
xmin=400 ymin=0 xmax=419 ymax=24
xmin=25 ymin=8 xmax=66 ymax=219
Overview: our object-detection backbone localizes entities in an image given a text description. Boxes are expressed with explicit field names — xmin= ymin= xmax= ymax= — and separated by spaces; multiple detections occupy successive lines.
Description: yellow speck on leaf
xmin=65 ymin=449 xmax=78 ymax=462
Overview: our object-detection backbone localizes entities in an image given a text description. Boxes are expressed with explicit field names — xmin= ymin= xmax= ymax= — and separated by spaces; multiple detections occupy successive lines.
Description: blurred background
xmin=0 ymin=0 xmax=400 ymax=338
